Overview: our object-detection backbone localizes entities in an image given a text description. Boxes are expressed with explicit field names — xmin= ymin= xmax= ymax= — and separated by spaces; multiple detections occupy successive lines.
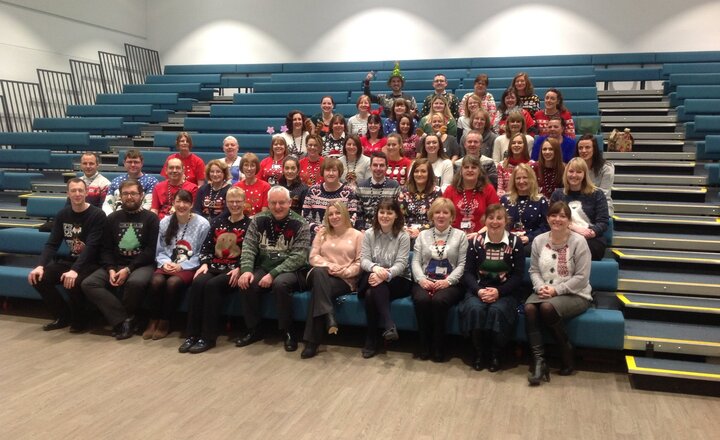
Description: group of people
xmin=27 ymin=66 xmax=613 ymax=386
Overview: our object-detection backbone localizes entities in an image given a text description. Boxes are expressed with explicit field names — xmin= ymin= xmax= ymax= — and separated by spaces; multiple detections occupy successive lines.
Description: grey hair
xmin=223 ymin=136 xmax=238 ymax=144
xmin=268 ymin=185 xmax=291 ymax=200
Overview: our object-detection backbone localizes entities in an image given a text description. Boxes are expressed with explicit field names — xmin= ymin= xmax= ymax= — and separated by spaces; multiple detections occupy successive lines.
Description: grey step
xmin=613 ymin=212 xmax=720 ymax=227
xmin=603 ymin=115 xmax=677 ymax=123
xmin=598 ymin=90 xmax=664 ymax=98
xmin=601 ymin=122 xmax=679 ymax=129
xmin=611 ymin=161 xmax=695 ymax=172
xmin=613 ymin=200 xmax=720 ymax=216
xmin=612 ymin=231 xmax=720 ymax=252
xmin=600 ymin=101 xmax=670 ymax=109
xmin=614 ymin=174 xmax=707 ymax=185
xmin=612 ymin=248 xmax=720 ymax=266
xmin=32 ymin=183 xmax=67 ymax=193
xmin=624 ymin=319 xmax=720 ymax=357
xmin=618 ymin=293 xmax=720 ymax=314
xmin=0 ymin=218 xmax=44 ymax=228
xmin=604 ymin=132 xmax=685 ymax=141
xmin=618 ymin=269 xmax=720 ymax=297
xmin=627 ymin=356 xmax=720 ymax=382
xmin=605 ymin=151 xmax=695 ymax=161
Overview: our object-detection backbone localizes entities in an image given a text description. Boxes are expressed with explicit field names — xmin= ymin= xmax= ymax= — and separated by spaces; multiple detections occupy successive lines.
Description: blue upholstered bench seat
xmin=594 ymin=68 xmax=662 ymax=82
xmin=0 ymin=171 xmax=45 ymax=191
xmin=152 ymin=132 xmax=269 ymax=153
xmin=220 ymin=76 xmax=271 ymax=88
xmin=211 ymin=103 xmax=358 ymax=118
xmin=696 ymin=135 xmax=720 ymax=160
xmin=683 ymin=99 xmax=720 ymax=116
xmin=0 ymin=132 xmax=90 ymax=150
xmin=31 ymin=118 xmax=146 ymax=136
xmin=662 ymin=62 xmax=720 ymax=77
xmin=705 ymin=163 xmax=720 ymax=185
xmin=164 ymin=64 xmax=284 ymax=75
xmin=0 ymin=149 xmax=51 ymax=167
xmin=146 ymin=74 xmax=222 ymax=86
xmin=25 ymin=197 xmax=67 ymax=218
xmin=183 ymin=117 xmax=281 ymax=133
xmin=591 ymin=53 xmax=656 ymax=65
xmin=233 ymin=92 xmax=349 ymax=105
xmin=254 ymin=79 xmax=462 ymax=94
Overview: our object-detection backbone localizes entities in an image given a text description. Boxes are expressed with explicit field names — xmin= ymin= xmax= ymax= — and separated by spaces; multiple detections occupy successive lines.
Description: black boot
xmin=417 ymin=328 xmax=431 ymax=360
xmin=550 ymin=322 xmax=575 ymax=376
xmin=488 ymin=344 xmax=501 ymax=373
xmin=471 ymin=329 xmax=484 ymax=371
xmin=362 ymin=329 xmax=378 ymax=359
xmin=527 ymin=330 xmax=550 ymax=386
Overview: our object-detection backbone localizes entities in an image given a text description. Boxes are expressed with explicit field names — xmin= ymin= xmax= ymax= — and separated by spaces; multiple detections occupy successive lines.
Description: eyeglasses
xmin=121 ymin=192 xmax=141 ymax=197
xmin=227 ymin=200 xmax=245 ymax=205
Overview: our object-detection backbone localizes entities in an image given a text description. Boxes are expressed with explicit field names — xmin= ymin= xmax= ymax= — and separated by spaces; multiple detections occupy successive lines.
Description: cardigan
xmin=529 ymin=231 xmax=592 ymax=301
xmin=309 ymin=227 xmax=364 ymax=290
xmin=412 ymin=226 xmax=468 ymax=285
xmin=588 ymin=162 xmax=615 ymax=216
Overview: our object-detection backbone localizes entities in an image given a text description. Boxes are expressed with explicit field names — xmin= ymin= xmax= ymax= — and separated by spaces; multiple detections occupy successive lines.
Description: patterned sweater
xmin=198 ymin=214 xmax=251 ymax=273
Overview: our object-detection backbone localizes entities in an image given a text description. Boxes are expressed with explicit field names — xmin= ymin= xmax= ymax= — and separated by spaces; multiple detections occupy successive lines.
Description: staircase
xmin=600 ymin=89 xmax=720 ymax=393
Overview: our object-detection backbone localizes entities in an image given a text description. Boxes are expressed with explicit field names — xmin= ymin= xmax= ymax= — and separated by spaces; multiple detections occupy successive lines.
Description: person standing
xmin=103 ymin=149 xmax=157 ymax=215
xmin=78 ymin=152 xmax=110 ymax=208
xmin=151 ymin=157 xmax=199 ymax=219
xmin=421 ymin=74 xmax=459 ymax=119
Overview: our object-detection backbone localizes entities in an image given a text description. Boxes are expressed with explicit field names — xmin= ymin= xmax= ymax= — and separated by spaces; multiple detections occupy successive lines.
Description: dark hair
xmin=474 ymin=74 xmax=489 ymax=86
xmin=397 ymin=113 xmax=415 ymax=136
xmin=305 ymin=134 xmax=324 ymax=154
xmin=390 ymin=98 xmax=409 ymax=122
xmin=176 ymin=132 xmax=193 ymax=150
xmin=81 ymin=151 xmax=99 ymax=163
xmin=343 ymin=135 xmax=363 ymax=157
xmin=329 ymin=114 xmax=346 ymax=134
xmin=124 ymin=148 xmax=143 ymax=161
xmin=538 ymin=137 xmax=565 ymax=187
xmin=366 ymin=114 xmax=385 ymax=139
xmin=164 ymin=189 xmax=194 ymax=246
xmin=279 ymin=155 xmax=301 ymax=186
xmin=372 ymin=198 xmax=404 ymax=236
xmin=370 ymin=150 xmax=388 ymax=165
xmin=484 ymin=203 xmax=508 ymax=222
xmin=498 ymin=88 xmax=517 ymax=114
xmin=512 ymin=72 xmax=534 ymax=96
xmin=66 ymin=177 xmax=86 ymax=189
xmin=575 ymin=133 xmax=606 ymax=175
xmin=545 ymin=88 xmax=567 ymax=113
xmin=320 ymin=95 xmax=335 ymax=108
xmin=407 ymin=158 xmax=437 ymax=195
xmin=119 ymin=179 xmax=142 ymax=194
xmin=451 ymin=155 xmax=489 ymax=192
xmin=548 ymin=200 xmax=571 ymax=219
xmin=549 ymin=114 xmax=566 ymax=129
xmin=418 ymin=133 xmax=448 ymax=160
xmin=285 ymin=110 xmax=307 ymax=133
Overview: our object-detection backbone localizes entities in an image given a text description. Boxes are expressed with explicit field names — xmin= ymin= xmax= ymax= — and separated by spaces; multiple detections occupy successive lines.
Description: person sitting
xmin=459 ymin=74 xmax=497 ymax=124
xmin=311 ymin=95 xmax=336 ymax=138
xmin=575 ymin=134 xmax=615 ymax=215
xmin=151 ymin=157 xmax=199 ymax=219
xmin=222 ymin=135 xmax=243 ymax=184
xmin=193 ymin=159 xmax=231 ymax=221
xmin=525 ymin=201 xmax=592 ymax=385
xmin=398 ymin=158 xmax=443 ymax=240
xmin=347 ymin=95 xmax=371 ymax=136
xmin=411 ymin=197 xmax=467 ymax=362
xmin=234 ymin=153 xmax=271 ymax=217
xmin=144 ymin=189 xmax=210 ymax=340
xmin=501 ymin=163 xmax=549 ymax=256
xmin=179 ymin=187 xmax=250 ymax=353
xmin=421 ymin=73 xmax=459 ymax=119
xmin=512 ymin=72 xmax=540 ymax=127
xmin=537 ymin=137 xmax=565 ymax=199
xmin=161 ymin=132 xmax=206 ymax=186
xmin=382 ymin=98 xmax=411 ymax=135
xmin=443 ymin=155 xmax=500 ymax=239
xmin=302 ymin=157 xmax=358 ymax=237
xmin=492 ymin=111 xmax=535 ymax=163
xmin=103 ymin=149 xmax=158 ymax=215
xmin=531 ymin=116 xmax=576 ymax=162
xmin=457 ymin=94 xmax=484 ymax=140
xmin=363 ymin=63 xmax=418 ymax=118
xmin=422 ymin=112 xmax=461 ymax=162
xmin=397 ymin=113 xmax=421 ymax=159
xmin=358 ymin=198 xmax=412 ymax=358
xmin=28 ymin=178 xmax=106 ymax=332
xmin=355 ymin=151 xmax=401 ymax=229
xmin=550 ymin=158 xmax=609 ymax=261
xmin=299 ymin=134 xmax=325 ymax=187
xmin=81 ymin=179 xmax=159 ymax=340
xmin=259 ymin=135 xmax=288 ymax=186
xmin=322 ymin=114 xmax=346 ymax=158
xmin=278 ymin=156 xmax=308 ymax=215
xmin=339 ymin=135 xmax=371 ymax=188
xmin=360 ymin=113 xmax=387 ymax=156
xmin=300 ymin=202 xmax=364 ymax=359
xmin=494 ymin=88 xmax=536 ymax=135
xmin=458 ymin=109 xmax=497 ymax=159
xmin=535 ymin=88 xmax=576 ymax=137
xmin=456 ymin=130 xmax=498 ymax=188
xmin=279 ymin=110 xmax=314 ymax=157
xmin=384 ymin=133 xmax=412 ymax=186
xmin=496 ymin=133 xmax=539 ymax=198
xmin=235 ymin=186 xmax=311 ymax=352
xmin=460 ymin=203 xmax=525 ymax=371
xmin=78 ymin=152 xmax=110 ymax=208
xmin=419 ymin=96 xmax=458 ymax=137
xmin=417 ymin=134 xmax=454 ymax=189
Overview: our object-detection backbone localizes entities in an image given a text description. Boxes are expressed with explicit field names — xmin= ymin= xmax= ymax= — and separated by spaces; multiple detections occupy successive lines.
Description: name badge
xmin=410 ymin=224 xmax=421 ymax=230
xmin=460 ymin=221 xmax=472 ymax=230
xmin=435 ymin=266 xmax=448 ymax=275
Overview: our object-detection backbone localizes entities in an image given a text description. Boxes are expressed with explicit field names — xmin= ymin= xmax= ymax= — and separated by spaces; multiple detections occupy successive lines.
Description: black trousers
xmin=303 ymin=267 xmax=351 ymax=343
xmin=411 ymin=283 xmax=463 ymax=347
xmin=33 ymin=261 xmax=97 ymax=325
xmin=186 ymin=271 xmax=238 ymax=342
xmin=238 ymin=268 xmax=307 ymax=331
xmin=358 ymin=271 xmax=412 ymax=332
xmin=81 ymin=266 xmax=154 ymax=326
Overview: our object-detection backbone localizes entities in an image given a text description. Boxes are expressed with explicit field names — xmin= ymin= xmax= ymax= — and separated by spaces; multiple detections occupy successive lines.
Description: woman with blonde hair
xmin=501 ymin=163 xmax=549 ymax=256
xmin=496 ymin=133 xmax=539 ymax=198
xmin=301 ymin=201 xmax=364 ymax=359
xmin=193 ymin=159 xmax=231 ymax=221
xmin=419 ymin=96 xmax=457 ymax=137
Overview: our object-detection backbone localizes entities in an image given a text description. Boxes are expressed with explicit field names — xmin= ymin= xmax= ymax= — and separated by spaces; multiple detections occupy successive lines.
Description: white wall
xmin=146 ymin=0 xmax=720 ymax=65
xmin=0 ymin=0 xmax=147 ymax=82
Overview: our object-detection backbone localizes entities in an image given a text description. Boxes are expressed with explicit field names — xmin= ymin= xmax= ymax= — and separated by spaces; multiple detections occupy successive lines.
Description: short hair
xmin=548 ymin=114 xmax=566 ymax=129
xmin=124 ymin=149 xmax=143 ymax=161
xmin=484 ymin=203 xmax=508 ymax=222
xmin=305 ymin=134 xmax=323 ymax=153
xmin=370 ymin=150 xmax=387 ymax=165
xmin=322 ymin=201 xmax=352 ymax=235
xmin=205 ymin=159 xmax=230 ymax=182
xmin=434 ymin=73 xmax=447 ymax=81
xmin=223 ymin=135 xmax=238 ymax=146
xmin=372 ymin=198 xmax=405 ymax=236
xmin=355 ymin=94 xmax=370 ymax=108
xmin=406 ymin=158 xmax=437 ymax=195
xmin=166 ymin=157 xmax=183 ymax=169
xmin=80 ymin=152 xmax=99 ymax=163
xmin=268 ymin=185 xmax=291 ymax=201
xmin=226 ymin=186 xmax=245 ymax=200
xmin=66 ymin=177 xmax=86 ymax=189
xmin=343 ymin=135 xmax=363 ymax=157
xmin=119 ymin=179 xmax=142 ymax=194
xmin=575 ymin=134 xmax=606 ymax=175
xmin=506 ymin=163 xmax=542 ymax=204
xmin=563 ymin=157 xmax=597 ymax=195
xmin=270 ymin=135 xmax=288 ymax=156
xmin=548 ymin=200 xmax=571 ymax=219
xmin=241 ymin=152 xmax=260 ymax=170
xmin=451 ymin=155 xmax=489 ymax=192
xmin=474 ymin=74 xmax=489 ymax=86
xmin=390 ymin=98 xmax=409 ymax=121
xmin=469 ymin=108 xmax=492 ymax=133
xmin=176 ymin=132 xmax=193 ymax=149
xmin=329 ymin=114 xmax=346 ymax=131
xmin=512 ymin=72 xmax=535 ymax=95
xmin=464 ymin=129 xmax=484 ymax=145
xmin=428 ymin=197 xmax=456 ymax=223
xmin=545 ymin=88 xmax=567 ymax=113
xmin=321 ymin=157 xmax=344 ymax=177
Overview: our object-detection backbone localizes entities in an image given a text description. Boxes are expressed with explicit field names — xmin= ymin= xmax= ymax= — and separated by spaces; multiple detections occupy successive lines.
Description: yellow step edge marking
xmin=614 ymin=236 xmax=720 ymax=244
xmin=617 ymin=294 xmax=630 ymax=305
xmin=619 ymin=297 xmax=720 ymax=313
xmin=612 ymin=251 xmax=720 ymax=264
xmin=613 ymin=216 xmax=720 ymax=225
xmin=613 ymin=249 xmax=626 ymax=258
xmin=626 ymin=335 xmax=720 ymax=348
xmin=619 ymin=278 xmax=720 ymax=288
xmin=626 ymin=356 xmax=720 ymax=380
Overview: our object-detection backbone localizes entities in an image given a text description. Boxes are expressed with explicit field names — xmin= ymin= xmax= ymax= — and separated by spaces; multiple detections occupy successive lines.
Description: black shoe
xmin=362 ymin=345 xmax=377 ymax=359
xmin=188 ymin=338 xmax=216 ymax=354
xmin=42 ymin=318 xmax=69 ymax=331
xmin=301 ymin=342 xmax=319 ymax=359
xmin=115 ymin=318 xmax=136 ymax=341
xmin=382 ymin=326 xmax=399 ymax=342
xmin=488 ymin=353 xmax=501 ymax=372
xmin=472 ymin=356 xmax=485 ymax=371
xmin=431 ymin=347 xmax=445 ymax=363
xmin=69 ymin=321 xmax=87 ymax=333
xmin=235 ymin=329 xmax=263 ymax=347
xmin=283 ymin=332 xmax=298 ymax=352
xmin=178 ymin=336 xmax=199 ymax=353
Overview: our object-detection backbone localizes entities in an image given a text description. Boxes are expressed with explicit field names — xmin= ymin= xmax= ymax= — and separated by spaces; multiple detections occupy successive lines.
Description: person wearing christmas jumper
xmin=397 ymin=113 xmax=421 ymax=159
xmin=28 ymin=178 xmax=106 ymax=332
xmin=103 ymin=149 xmax=158 ymax=215
xmin=417 ymin=133 xmax=454 ymax=190
xmin=302 ymin=157 xmax=358 ymax=238
xmin=322 ymin=114 xmax=346 ymax=158
xmin=537 ymin=137 xmax=565 ymax=199
xmin=359 ymin=113 xmax=387 ymax=156
xmin=179 ymin=187 xmax=251 ymax=354
xmin=81 ymin=179 xmax=159 ymax=340
xmin=424 ymin=112 xmax=461 ymax=162
xmin=234 ymin=152 xmax=270 ymax=217
xmin=363 ymin=63 xmax=418 ymax=118
xmin=398 ymin=158 xmax=443 ymax=240
xmin=418 ymin=96 xmax=458 ymax=138
xmin=144 ymin=190 xmax=210 ymax=340
xmin=193 ymin=159 xmax=231 ymax=221
xmin=259 ymin=135 xmax=288 ymax=186
xmin=383 ymin=133 xmax=412 ymax=186
xmin=496 ymin=133 xmax=540 ymax=198
xmin=494 ymin=88 xmax=536 ymax=136
xmin=311 ymin=95 xmax=336 ymax=138
xmin=421 ymin=73 xmax=460 ymax=119
xmin=459 ymin=74 xmax=497 ymax=123
xmin=79 ymin=152 xmax=110 ymax=208
xmin=458 ymin=108 xmax=498 ymax=160
xmin=278 ymin=155 xmax=308 ymax=215
xmin=279 ymin=110 xmax=313 ymax=157
xmin=535 ymin=88 xmax=576 ymax=137
xmin=512 ymin=72 xmax=540 ymax=127
xmin=299 ymin=134 xmax=325 ymax=187
xmin=151 ymin=157 xmax=198 ymax=219
xmin=501 ymin=163 xmax=549 ymax=257
xmin=382 ymin=98 xmax=410 ymax=136
xmin=355 ymin=151 xmax=401 ymax=230
xmin=160 ymin=132 xmax=206 ymax=186
xmin=235 ymin=186 xmax=311 ymax=352
xmin=455 ymin=130 xmax=498 ymax=189
xmin=492 ymin=110 xmax=535 ymax=164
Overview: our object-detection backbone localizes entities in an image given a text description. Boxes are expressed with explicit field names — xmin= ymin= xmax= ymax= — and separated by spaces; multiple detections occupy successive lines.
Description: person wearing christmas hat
xmin=81 ymin=179 xmax=160 ymax=340
xmin=363 ymin=61 xmax=418 ymax=119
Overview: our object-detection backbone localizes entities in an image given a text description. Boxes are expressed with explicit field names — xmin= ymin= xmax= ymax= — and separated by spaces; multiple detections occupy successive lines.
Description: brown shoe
xmin=143 ymin=319 xmax=158 ymax=340
xmin=153 ymin=320 xmax=170 ymax=340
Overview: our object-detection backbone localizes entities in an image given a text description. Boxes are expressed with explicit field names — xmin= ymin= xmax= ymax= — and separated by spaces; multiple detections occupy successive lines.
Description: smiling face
xmin=433 ymin=75 xmax=447 ymax=93
xmin=514 ymin=168 xmax=530 ymax=194
xmin=268 ymin=190 xmax=291 ymax=219
xmin=462 ymin=163 xmax=479 ymax=182
xmin=393 ymin=101 xmax=407 ymax=118
xmin=306 ymin=138 xmax=320 ymax=158
xmin=432 ymin=207 xmax=452 ymax=230
xmin=326 ymin=205 xmax=344 ymax=230
xmin=472 ymin=114 xmax=487 ymax=131
xmin=331 ymin=119 xmax=345 ymax=136
xmin=119 ymin=184 xmax=142 ymax=211
xmin=464 ymin=134 xmax=481 ymax=156
xmin=323 ymin=165 xmax=339 ymax=184
xmin=223 ymin=138 xmax=239 ymax=159
xmin=431 ymin=98 xmax=446 ymax=113
xmin=292 ymin=113 xmax=304 ymax=131
xmin=547 ymin=119 xmax=563 ymax=138
xmin=377 ymin=207 xmax=397 ymax=231
xmin=283 ymin=160 xmax=298 ymax=181
xmin=242 ymin=160 xmax=257 ymax=179
xmin=544 ymin=91 xmax=558 ymax=111
xmin=430 ymin=114 xmax=445 ymax=132
xmin=385 ymin=136 xmax=400 ymax=158
xmin=124 ymin=156 xmax=143 ymax=178
xmin=226 ymin=192 xmax=245 ymax=216
xmin=577 ymin=139 xmax=594 ymax=163
xmin=357 ymin=96 xmax=370 ymax=112
xmin=413 ymin=163 xmax=429 ymax=188
xmin=424 ymin=135 xmax=440 ymax=156
xmin=208 ymin=164 xmax=225 ymax=185
xmin=514 ymin=75 xmax=527 ymax=93
xmin=176 ymin=135 xmax=191 ymax=156
xmin=367 ymin=118 xmax=380 ymax=136
xmin=345 ymin=138 xmax=358 ymax=158
xmin=485 ymin=209 xmax=507 ymax=234
xmin=474 ymin=80 xmax=487 ymax=95
xmin=398 ymin=116 xmax=412 ymax=135
xmin=272 ymin=138 xmax=287 ymax=158
xmin=541 ymin=141 xmax=555 ymax=162
xmin=166 ymin=159 xmax=184 ymax=184
xmin=467 ymin=98 xmax=481 ymax=114
xmin=508 ymin=118 xmax=522 ymax=135
xmin=566 ymin=165 xmax=585 ymax=190
xmin=504 ymin=92 xmax=517 ymax=108
xmin=389 ymin=77 xmax=403 ymax=92
xmin=321 ymin=97 xmax=334 ymax=114
xmin=510 ymin=135 xmax=525 ymax=158
xmin=548 ymin=209 xmax=570 ymax=232
xmin=67 ymin=181 xmax=87 ymax=206
xmin=173 ymin=194 xmax=192 ymax=216
xmin=371 ymin=157 xmax=387 ymax=180
xmin=80 ymin=154 xmax=98 ymax=178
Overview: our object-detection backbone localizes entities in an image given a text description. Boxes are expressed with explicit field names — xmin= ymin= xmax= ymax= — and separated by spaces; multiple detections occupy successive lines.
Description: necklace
xmin=204 ymin=184 xmax=224 ymax=209
xmin=516 ymin=197 xmax=528 ymax=229
xmin=290 ymin=133 xmax=305 ymax=156
xmin=432 ymin=227 xmax=452 ymax=260
xmin=268 ymin=215 xmax=291 ymax=246
xmin=461 ymin=188 xmax=477 ymax=218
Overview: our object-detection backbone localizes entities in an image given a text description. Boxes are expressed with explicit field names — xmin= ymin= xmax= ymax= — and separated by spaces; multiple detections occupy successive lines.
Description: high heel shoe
xmin=550 ymin=322 xmax=575 ymax=376
xmin=382 ymin=325 xmax=399 ymax=342
xmin=527 ymin=330 xmax=551 ymax=386
xmin=326 ymin=313 xmax=338 ymax=335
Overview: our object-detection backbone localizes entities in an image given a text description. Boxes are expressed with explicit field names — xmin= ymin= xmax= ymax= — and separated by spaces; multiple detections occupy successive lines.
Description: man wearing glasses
xmin=420 ymin=74 xmax=460 ymax=119
xmin=81 ymin=179 xmax=160 ymax=340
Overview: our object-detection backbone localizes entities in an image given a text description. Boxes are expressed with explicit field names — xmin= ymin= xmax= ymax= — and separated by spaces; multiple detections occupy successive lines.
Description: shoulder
xmin=159 ymin=216 xmax=172 ymax=229
xmin=550 ymin=188 xmax=565 ymax=200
